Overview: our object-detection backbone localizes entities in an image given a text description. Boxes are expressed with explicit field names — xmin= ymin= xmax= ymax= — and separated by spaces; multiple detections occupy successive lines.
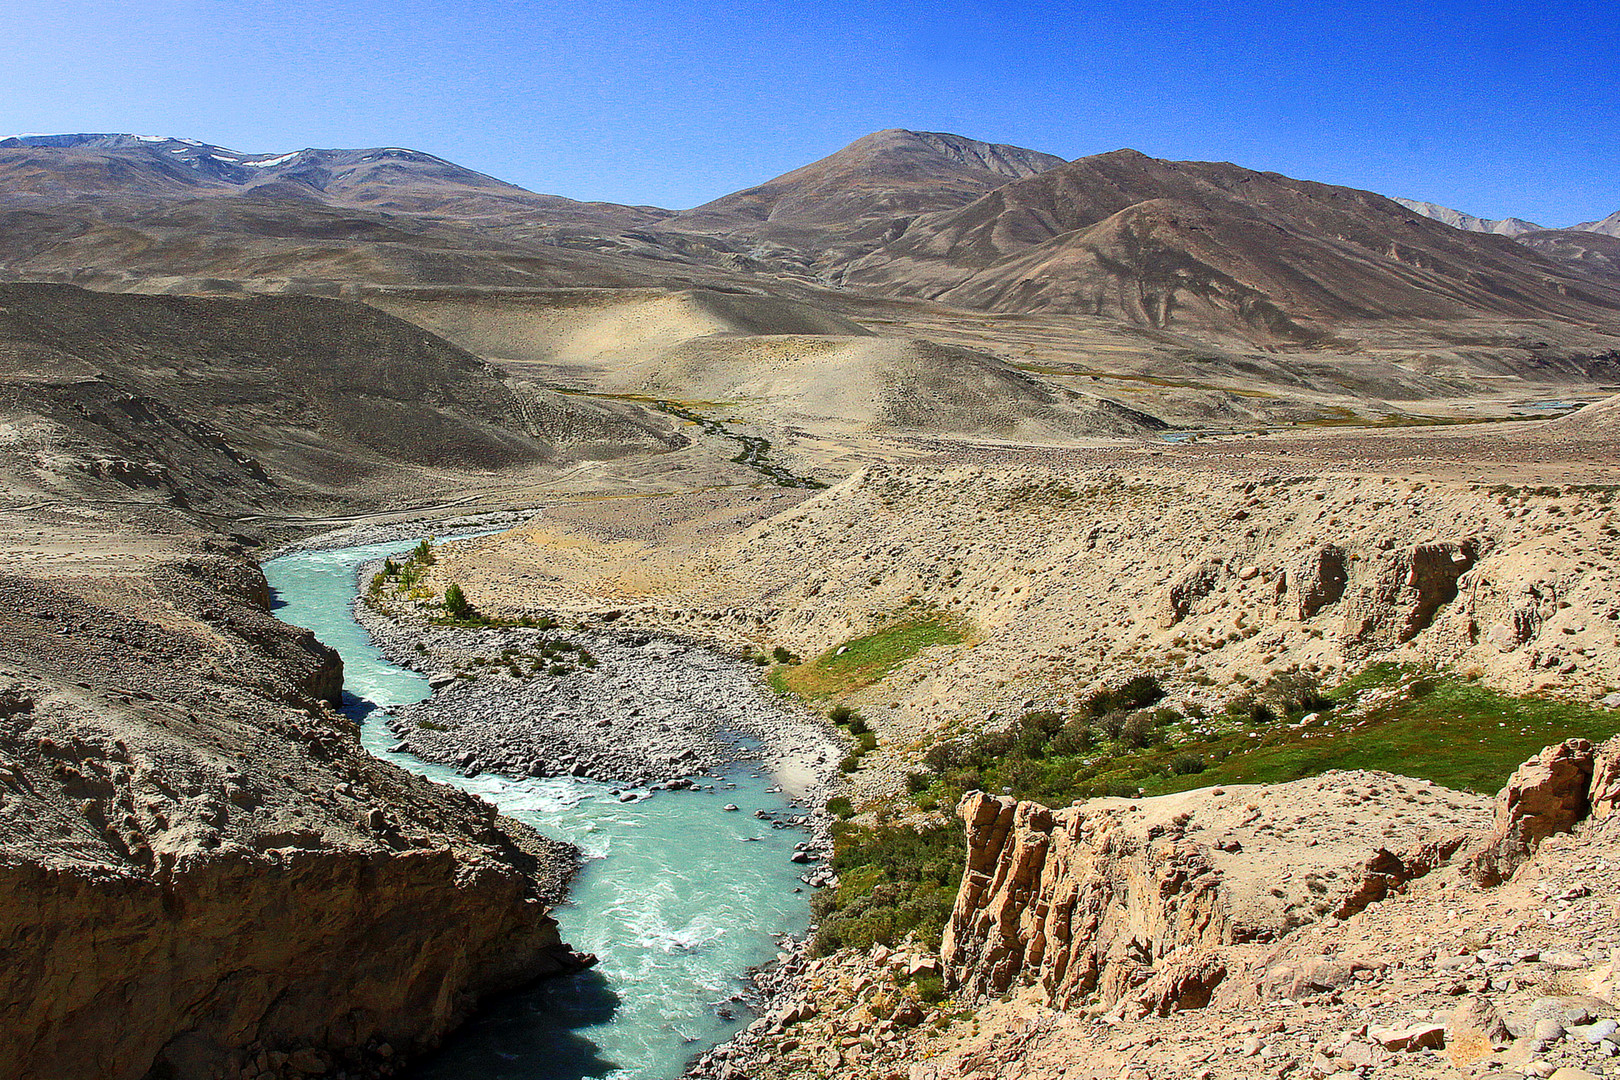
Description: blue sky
xmin=3 ymin=0 xmax=1615 ymax=224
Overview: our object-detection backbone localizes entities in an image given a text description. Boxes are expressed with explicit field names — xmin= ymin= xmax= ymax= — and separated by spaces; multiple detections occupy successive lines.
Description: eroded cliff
xmin=0 ymin=535 xmax=583 ymax=1080
xmin=941 ymin=775 xmax=1493 ymax=1015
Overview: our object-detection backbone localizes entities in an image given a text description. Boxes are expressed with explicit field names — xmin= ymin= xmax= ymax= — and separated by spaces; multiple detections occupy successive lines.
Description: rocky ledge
xmin=941 ymin=771 xmax=1495 ymax=1015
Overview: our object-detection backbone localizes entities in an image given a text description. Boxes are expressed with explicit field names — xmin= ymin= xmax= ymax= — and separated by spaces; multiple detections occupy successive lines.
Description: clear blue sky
xmin=3 ymin=0 xmax=1615 ymax=224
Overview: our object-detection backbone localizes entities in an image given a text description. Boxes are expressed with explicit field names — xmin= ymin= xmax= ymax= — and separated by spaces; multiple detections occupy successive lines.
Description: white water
xmin=262 ymin=539 xmax=812 ymax=1080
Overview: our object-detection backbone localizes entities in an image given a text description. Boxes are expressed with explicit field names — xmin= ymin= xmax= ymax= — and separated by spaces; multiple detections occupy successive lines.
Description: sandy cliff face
xmin=941 ymin=776 xmax=1491 ymax=1015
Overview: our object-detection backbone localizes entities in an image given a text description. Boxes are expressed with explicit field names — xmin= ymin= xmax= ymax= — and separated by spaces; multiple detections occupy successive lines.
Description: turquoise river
xmin=262 ymin=538 xmax=813 ymax=1080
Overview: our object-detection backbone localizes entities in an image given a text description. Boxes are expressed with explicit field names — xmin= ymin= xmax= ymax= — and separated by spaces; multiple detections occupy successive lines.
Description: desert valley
xmin=4 ymin=126 xmax=1620 ymax=1080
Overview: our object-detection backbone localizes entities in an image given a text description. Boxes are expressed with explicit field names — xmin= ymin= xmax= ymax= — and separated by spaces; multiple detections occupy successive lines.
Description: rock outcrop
xmin=1589 ymin=737 xmax=1620 ymax=819
xmin=941 ymin=775 xmax=1491 ymax=1014
xmin=1468 ymin=738 xmax=1596 ymax=886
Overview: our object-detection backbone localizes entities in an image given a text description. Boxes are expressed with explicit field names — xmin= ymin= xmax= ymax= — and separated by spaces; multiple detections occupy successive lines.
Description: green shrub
xmin=839 ymin=755 xmax=860 ymax=773
xmin=444 ymin=583 xmax=473 ymax=619
xmin=826 ymin=795 xmax=854 ymax=818
xmin=911 ymin=974 xmax=946 ymax=1004
xmin=1084 ymin=674 xmax=1164 ymax=716
xmin=811 ymin=818 xmax=964 ymax=955
xmin=1171 ymin=752 xmax=1207 ymax=776
xmin=848 ymin=715 xmax=870 ymax=736
xmin=858 ymin=731 xmax=878 ymax=752
xmin=1120 ymin=713 xmax=1155 ymax=749
xmin=772 ymin=645 xmax=795 ymax=664
xmin=904 ymin=772 xmax=931 ymax=794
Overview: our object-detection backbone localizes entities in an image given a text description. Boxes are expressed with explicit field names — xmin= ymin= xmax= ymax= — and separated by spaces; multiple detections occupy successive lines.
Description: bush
xmin=904 ymin=771 xmax=932 ymax=795
xmin=443 ymin=583 xmax=473 ymax=619
xmin=829 ymin=704 xmax=856 ymax=725
xmin=839 ymin=755 xmax=860 ymax=773
xmin=848 ymin=715 xmax=870 ymax=735
xmin=1120 ymin=713 xmax=1155 ymax=749
xmin=411 ymin=538 xmax=436 ymax=565
xmin=772 ymin=645 xmax=795 ymax=664
xmin=911 ymin=974 xmax=946 ymax=1004
xmin=812 ymin=818 xmax=964 ymax=955
xmin=1171 ymin=752 xmax=1207 ymax=776
xmin=1098 ymin=711 xmax=1128 ymax=740
xmin=923 ymin=740 xmax=964 ymax=772
xmin=826 ymin=795 xmax=854 ymax=818
xmin=857 ymin=731 xmax=878 ymax=752
xmin=1084 ymin=674 xmax=1164 ymax=716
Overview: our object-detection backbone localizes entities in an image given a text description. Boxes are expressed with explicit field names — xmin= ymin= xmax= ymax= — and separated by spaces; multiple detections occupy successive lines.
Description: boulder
xmin=1370 ymin=1023 xmax=1446 ymax=1051
xmin=1469 ymin=739 xmax=1595 ymax=886
xmin=1446 ymin=995 xmax=1513 ymax=1066
xmin=1159 ymin=557 xmax=1224 ymax=628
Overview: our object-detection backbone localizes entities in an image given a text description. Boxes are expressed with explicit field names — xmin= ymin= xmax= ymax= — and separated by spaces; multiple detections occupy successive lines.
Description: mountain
xmin=1574 ymin=209 xmax=1620 ymax=237
xmin=1391 ymin=197 xmax=1542 ymax=236
xmin=1515 ymin=228 xmax=1620 ymax=281
xmin=839 ymin=148 xmax=1620 ymax=340
xmin=662 ymin=130 xmax=1066 ymax=274
xmin=0 ymin=134 xmax=740 ymax=294
xmin=0 ymin=133 xmax=669 ymax=229
xmin=677 ymin=129 xmax=1063 ymax=228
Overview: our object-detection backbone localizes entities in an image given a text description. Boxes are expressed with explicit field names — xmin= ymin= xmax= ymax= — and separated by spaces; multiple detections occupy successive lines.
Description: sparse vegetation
xmin=771 ymin=617 xmax=966 ymax=699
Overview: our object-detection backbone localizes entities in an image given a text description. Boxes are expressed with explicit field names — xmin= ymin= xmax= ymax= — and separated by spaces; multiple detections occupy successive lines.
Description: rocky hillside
xmin=0 ymin=533 xmax=588 ymax=1080
xmin=708 ymin=739 xmax=1620 ymax=1080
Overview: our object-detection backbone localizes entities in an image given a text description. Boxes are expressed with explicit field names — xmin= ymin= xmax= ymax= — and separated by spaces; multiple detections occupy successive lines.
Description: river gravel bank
xmin=354 ymin=574 xmax=844 ymax=802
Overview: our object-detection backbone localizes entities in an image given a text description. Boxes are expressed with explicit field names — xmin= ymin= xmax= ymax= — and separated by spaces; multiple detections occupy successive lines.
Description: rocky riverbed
xmin=356 ymin=587 xmax=843 ymax=801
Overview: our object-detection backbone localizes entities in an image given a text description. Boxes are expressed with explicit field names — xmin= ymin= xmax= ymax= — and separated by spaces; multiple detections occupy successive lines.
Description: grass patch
xmin=1166 ymin=664 xmax=1620 ymax=795
xmin=774 ymin=618 xmax=965 ymax=699
xmin=909 ymin=665 xmax=1620 ymax=811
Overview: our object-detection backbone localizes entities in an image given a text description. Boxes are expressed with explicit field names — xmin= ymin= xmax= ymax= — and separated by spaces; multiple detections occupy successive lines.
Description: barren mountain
xmin=1391 ymin=197 xmax=1542 ymax=236
xmin=1515 ymin=227 xmax=1620 ymax=282
xmin=0 ymin=133 xmax=669 ymax=228
xmin=839 ymin=148 xmax=1620 ymax=341
xmin=1574 ymin=208 xmax=1620 ymax=237
xmin=677 ymin=129 xmax=1062 ymax=229
xmin=662 ymin=129 xmax=1066 ymax=275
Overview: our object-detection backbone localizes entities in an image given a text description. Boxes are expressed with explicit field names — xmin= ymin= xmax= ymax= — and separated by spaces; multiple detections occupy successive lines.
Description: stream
xmin=262 ymin=538 xmax=814 ymax=1080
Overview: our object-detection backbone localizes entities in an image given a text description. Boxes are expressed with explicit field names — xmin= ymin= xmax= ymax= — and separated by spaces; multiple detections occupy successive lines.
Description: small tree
xmin=444 ymin=583 xmax=473 ymax=619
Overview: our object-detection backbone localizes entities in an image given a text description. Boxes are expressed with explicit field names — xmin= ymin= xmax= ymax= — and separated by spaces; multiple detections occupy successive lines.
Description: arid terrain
xmin=2 ymin=128 xmax=1620 ymax=1080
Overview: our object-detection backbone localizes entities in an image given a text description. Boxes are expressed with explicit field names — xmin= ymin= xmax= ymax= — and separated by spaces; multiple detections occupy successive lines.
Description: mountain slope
xmin=1575 ymin=209 xmax=1620 ymax=237
xmin=840 ymin=149 xmax=1620 ymax=340
xmin=1515 ymin=228 xmax=1620 ymax=282
xmin=0 ymin=283 xmax=677 ymax=510
xmin=1391 ymin=197 xmax=1542 ymax=236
